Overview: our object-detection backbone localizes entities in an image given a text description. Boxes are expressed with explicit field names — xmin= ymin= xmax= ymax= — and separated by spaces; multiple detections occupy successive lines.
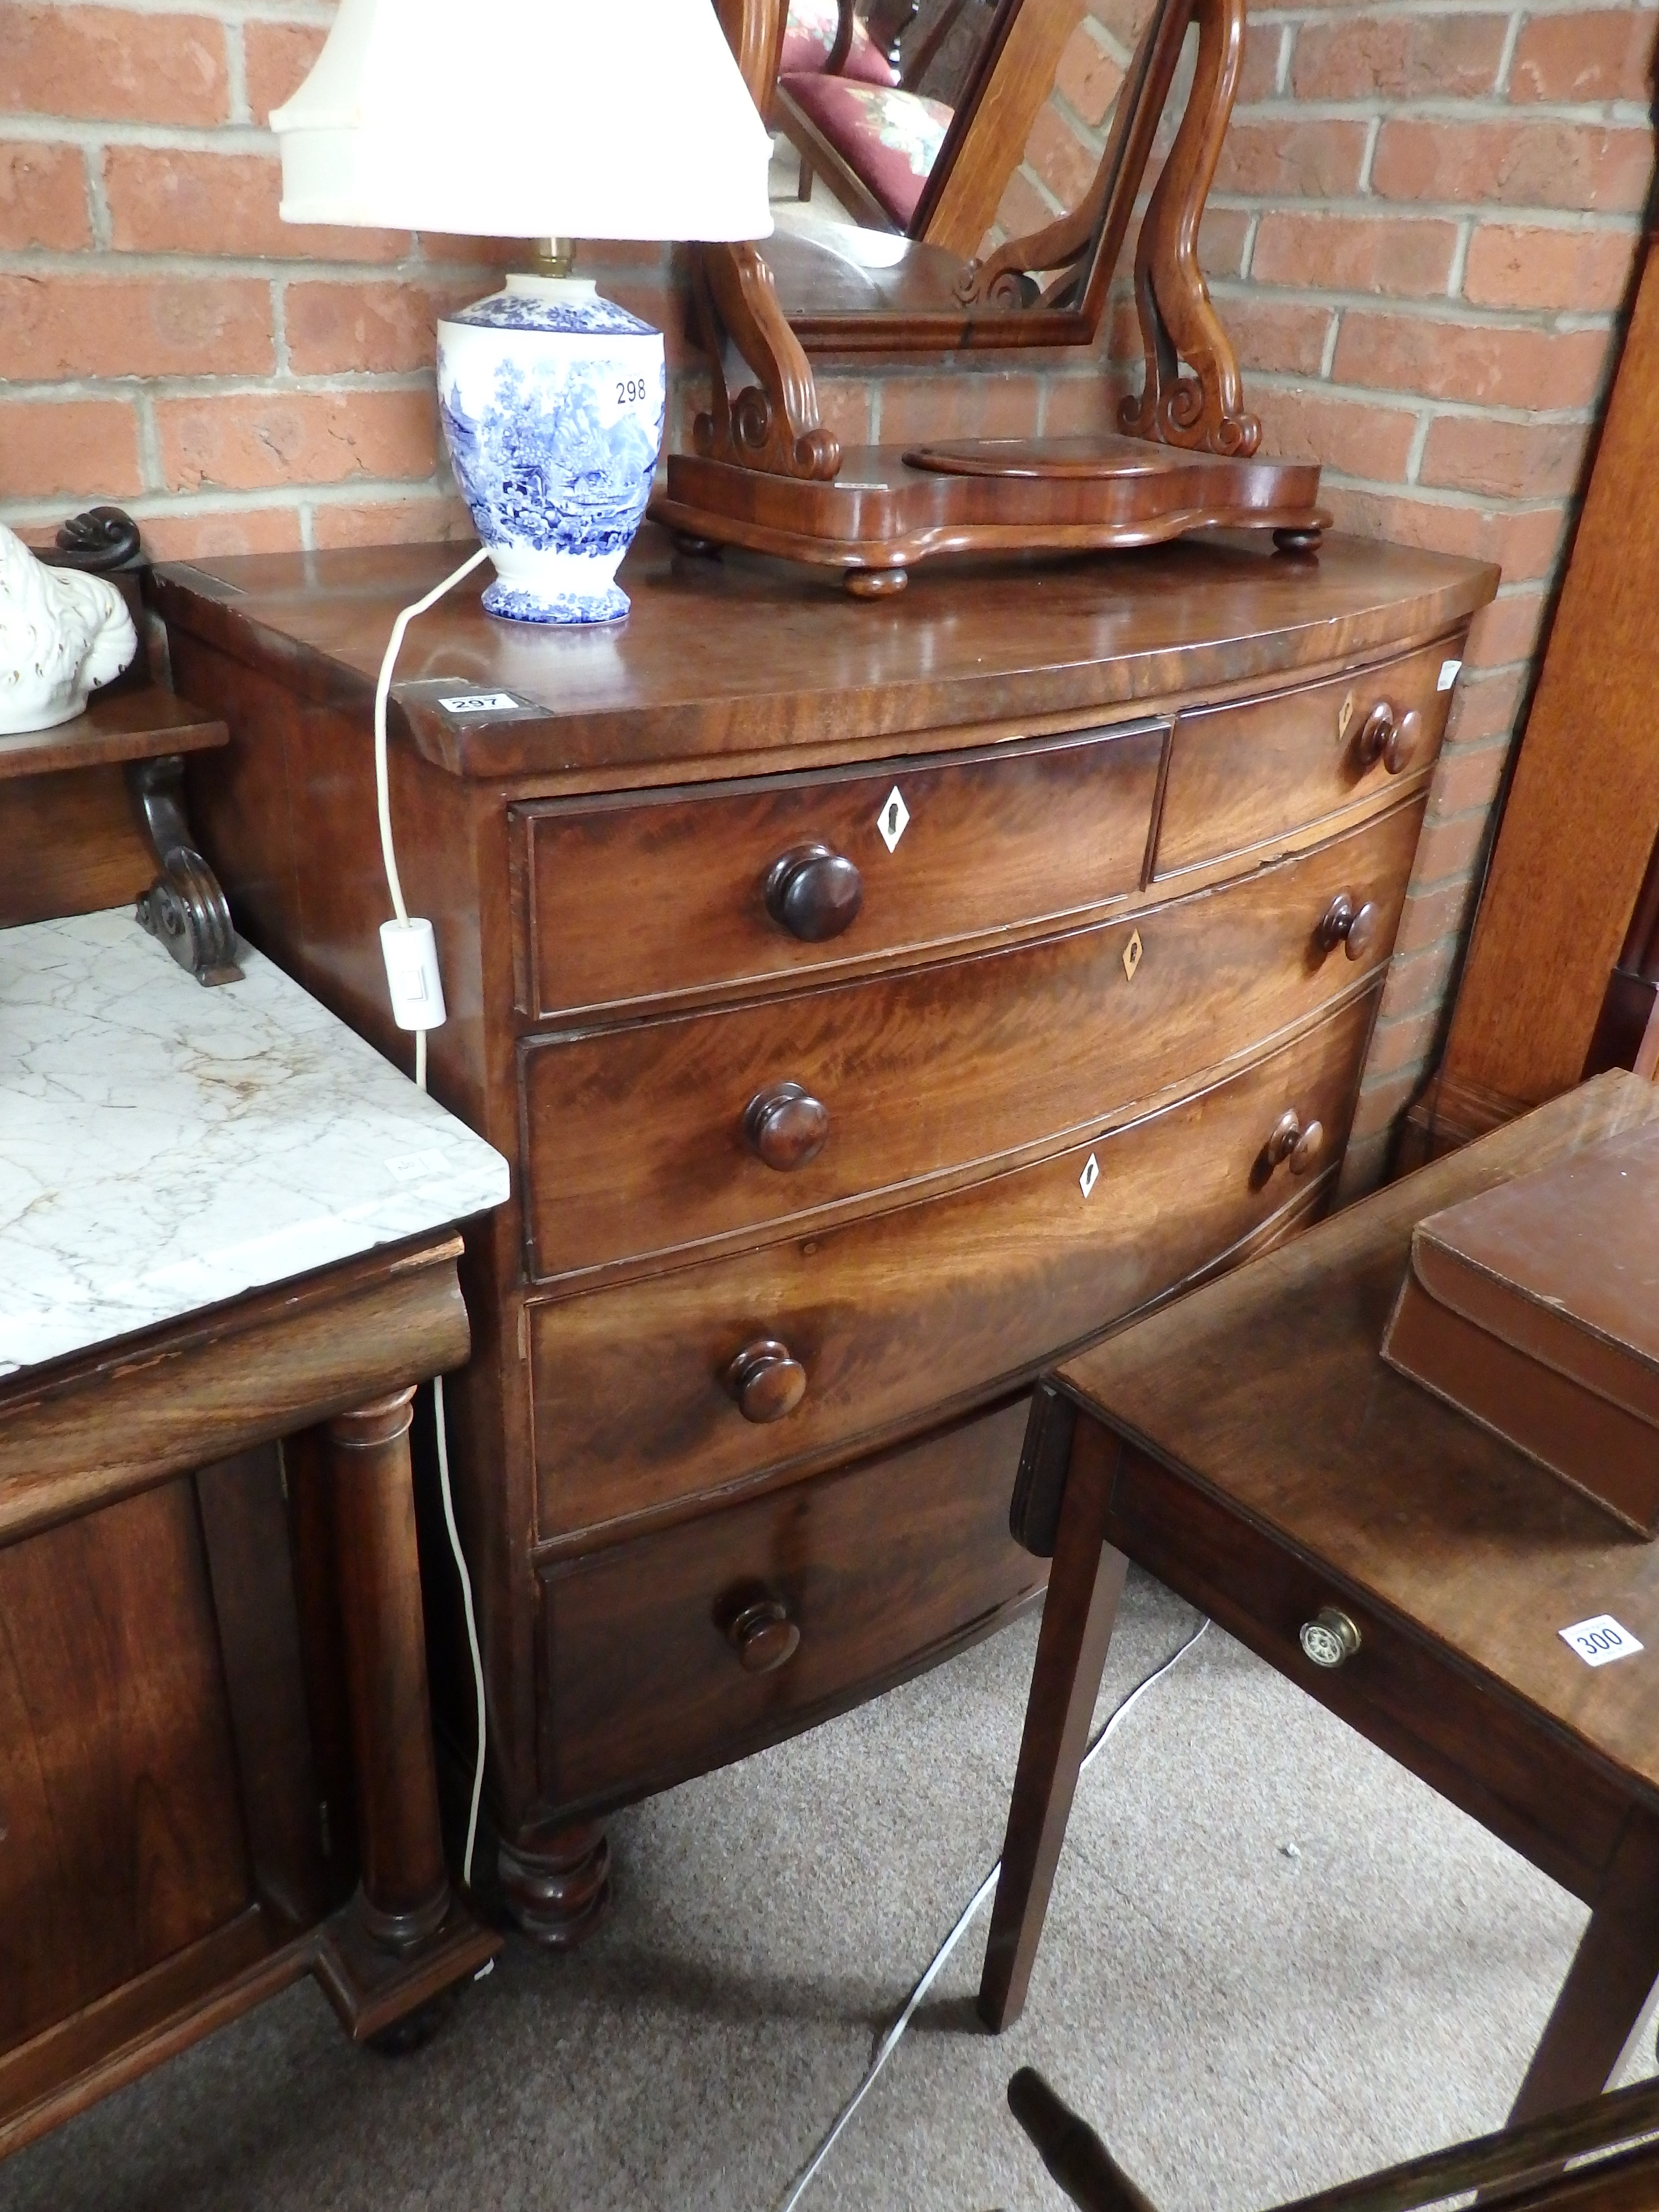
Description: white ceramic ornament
xmin=0 ymin=524 xmax=138 ymax=734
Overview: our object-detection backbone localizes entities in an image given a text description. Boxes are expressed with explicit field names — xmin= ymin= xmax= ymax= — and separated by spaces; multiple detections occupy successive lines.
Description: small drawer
xmin=521 ymin=795 xmax=1427 ymax=1280
xmin=528 ymin=985 xmax=1380 ymax=1541
xmin=1104 ymin=1445 xmax=1626 ymax=1899
xmin=1153 ymin=637 xmax=1464 ymax=878
xmin=512 ymin=721 xmax=1165 ymax=1020
xmin=537 ymin=1398 xmax=1041 ymax=1812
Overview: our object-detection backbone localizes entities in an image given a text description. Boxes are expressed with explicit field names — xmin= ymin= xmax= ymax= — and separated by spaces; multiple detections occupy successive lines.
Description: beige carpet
xmin=3 ymin=1567 xmax=1636 ymax=2212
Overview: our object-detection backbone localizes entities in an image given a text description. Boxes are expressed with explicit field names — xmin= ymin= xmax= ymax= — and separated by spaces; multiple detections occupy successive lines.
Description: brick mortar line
xmin=1211 ymin=279 xmax=1619 ymax=331
xmin=1250 ymin=0 xmax=1659 ymax=22
xmin=0 ymin=373 xmax=438 ymax=399
xmin=223 ymin=16 xmax=250 ymax=129
xmin=1494 ymin=6 xmax=1526 ymax=98
xmin=1246 ymin=371 xmax=1600 ymax=422
xmin=0 ymin=249 xmax=504 ymax=279
xmin=1227 ymin=94 xmax=1655 ymax=121
xmin=0 ymin=479 xmax=459 ymax=523
xmin=1207 ymin=194 xmax=1645 ymax=231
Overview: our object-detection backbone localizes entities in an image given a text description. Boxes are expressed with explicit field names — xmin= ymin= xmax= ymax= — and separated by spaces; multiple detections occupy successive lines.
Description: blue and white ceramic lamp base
xmin=437 ymin=273 xmax=666 ymax=625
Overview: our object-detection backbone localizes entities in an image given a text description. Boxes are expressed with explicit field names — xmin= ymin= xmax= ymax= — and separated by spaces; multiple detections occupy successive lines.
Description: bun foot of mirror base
xmin=844 ymin=566 xmax=909 ymax=598
xmin=672 ymin=532 xmax=723 ymax=558
xmin=1274 ymin=525 xmax=1323 ymax=555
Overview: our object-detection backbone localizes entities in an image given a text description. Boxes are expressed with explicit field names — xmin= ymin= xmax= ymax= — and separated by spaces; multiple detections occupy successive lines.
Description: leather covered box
xmin=1382 ymin=1118 xmax=1659 ymax=1535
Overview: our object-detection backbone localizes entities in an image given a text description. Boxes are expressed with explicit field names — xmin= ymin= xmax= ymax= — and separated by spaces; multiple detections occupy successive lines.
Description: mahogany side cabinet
xmin=151 ymin=525 xmax=1496 ymax=1941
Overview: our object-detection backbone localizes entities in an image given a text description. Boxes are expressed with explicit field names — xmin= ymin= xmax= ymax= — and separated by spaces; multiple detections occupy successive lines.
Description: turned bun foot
xmin=844 ymin=566 xmax=909 ymax=598
xmin=499 ymin=1818 xmax=613 ymax=1948
xmin=1274 ymin=525 xmax=1323 ymax=555
xmin=672 ymin=531 xmax=722 ymax=558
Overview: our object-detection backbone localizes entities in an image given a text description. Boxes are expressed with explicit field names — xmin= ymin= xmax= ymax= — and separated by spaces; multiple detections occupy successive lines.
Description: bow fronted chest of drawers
xmin=152 ymin=527 xmax=1495 ymax=1938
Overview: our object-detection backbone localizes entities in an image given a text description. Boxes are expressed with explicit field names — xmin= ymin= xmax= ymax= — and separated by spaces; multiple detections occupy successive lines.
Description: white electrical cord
xmin=774 ymin=1616 xmax=1211 ymax=2212
xmin=372 ymin=543 xmax=493 ymax=1890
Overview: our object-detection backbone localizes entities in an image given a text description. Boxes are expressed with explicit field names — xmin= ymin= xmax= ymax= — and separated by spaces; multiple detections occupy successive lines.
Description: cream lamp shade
xmin=271 ymin=0 xmax=774 ymax=241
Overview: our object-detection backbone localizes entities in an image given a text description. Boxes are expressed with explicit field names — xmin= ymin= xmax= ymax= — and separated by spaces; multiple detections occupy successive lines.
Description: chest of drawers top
xmin=151 ymin=526 xmax=1497 ymax=794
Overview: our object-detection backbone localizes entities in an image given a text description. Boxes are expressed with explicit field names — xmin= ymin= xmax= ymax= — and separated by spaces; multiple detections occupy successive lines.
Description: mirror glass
xmin=760 ymin=0 xmax=1165 ymax=344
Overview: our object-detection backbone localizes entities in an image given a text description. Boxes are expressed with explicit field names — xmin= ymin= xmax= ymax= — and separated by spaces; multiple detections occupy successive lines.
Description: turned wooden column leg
xmin=311 ymin=1384 xmax=499 ymax=2044
xmin=325 ymin=1387 xmax=450 ymax=1945
xmin=979 ymin=1420 xmax=1126 ymax=2034
xmin=499 ymin=1816 xmax=613 ymax=1948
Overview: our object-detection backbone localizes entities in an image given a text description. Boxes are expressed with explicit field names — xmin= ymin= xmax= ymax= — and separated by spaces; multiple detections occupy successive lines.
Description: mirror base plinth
xmin=653 ymin=440 xmax=1325 ymax=590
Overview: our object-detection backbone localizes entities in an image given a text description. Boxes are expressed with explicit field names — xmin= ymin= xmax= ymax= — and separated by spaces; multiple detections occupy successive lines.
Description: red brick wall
xmin=2 ymin=0 xmax=1653 ymax=1171
xmin=949 ymin=0 xmax=1655 ymax=1182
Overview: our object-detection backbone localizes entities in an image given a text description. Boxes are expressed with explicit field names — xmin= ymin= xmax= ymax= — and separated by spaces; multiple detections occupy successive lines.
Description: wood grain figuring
xmin=0 ymin=686 xmax=226 ymax=782
xmin=538 ymin=1397 xmax=1041 ymax=1808
xmin=148 ymin=531 xmax=1498 ymax=785
xmin=521 ymin=799 xmax=1424 ymax=1279
xmin=0 ymin=1238 xmax=469 ymax=1545
xmin=0 ymin=1479 xmax=252 ymax=2057
xmin=1058 ymin=1071 xmax=1659 ymax=1803
xmin=0 ymin=1913 xmax=310 ymax=2163
xmin=515 ymin=720 xmax=1165 ymax=1020
xmin=983 ymin=1069 xmax=1659 ymax=2118
xmin=653 ymin=440 xmax=1323 ymax=580
xmin=1105 ymin=1442 xmax=1629 ymax=1899
xmin=529 ymin=987 xmax=1378 ymax=1541
xmin=1438 ymin=244 xmax=1659 ymax=1110
xmin=1154 ymin=638 xmax=1456 ymax=876
xmin=194 ymin=1445 xmax=334 ymax=1930
xmin=155 ymin=533 xmax=1489 ymax=1939
xmin=0 ymin=765 xmax=161 ymax=929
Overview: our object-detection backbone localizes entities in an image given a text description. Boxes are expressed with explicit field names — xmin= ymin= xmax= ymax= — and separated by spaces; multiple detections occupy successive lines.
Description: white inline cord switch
xmin=379 ymin=915 xmax=448 ymax=1031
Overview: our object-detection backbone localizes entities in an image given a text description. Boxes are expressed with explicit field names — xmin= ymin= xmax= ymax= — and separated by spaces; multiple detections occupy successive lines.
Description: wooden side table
xmin=978 ymin=1070 xmax=1659 ymax=2126
xmin=0 ymin=909 xmax=510 ymax=2157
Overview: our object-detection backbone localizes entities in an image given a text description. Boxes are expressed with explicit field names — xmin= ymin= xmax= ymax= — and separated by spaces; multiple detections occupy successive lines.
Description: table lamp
xmin=271 ymin=0 xmax=773 ymax=624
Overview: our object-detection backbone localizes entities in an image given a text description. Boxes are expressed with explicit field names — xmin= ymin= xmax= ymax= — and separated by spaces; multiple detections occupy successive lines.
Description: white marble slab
xmin=0 ymin=908 xmax=510 ymax=1378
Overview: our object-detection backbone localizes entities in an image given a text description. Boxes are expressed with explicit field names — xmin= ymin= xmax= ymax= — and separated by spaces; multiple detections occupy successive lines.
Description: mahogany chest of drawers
xmin=152 ymin=526 xmax=1495 ymax=1941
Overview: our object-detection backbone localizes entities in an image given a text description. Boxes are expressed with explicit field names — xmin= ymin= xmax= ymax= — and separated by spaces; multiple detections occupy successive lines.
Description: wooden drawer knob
xmin=744 ymin=1081 xmax=830 ymax=1171
xmin=727 ymin=1597 xmax=801 ymax=1674
xmin=1318 ymin=892 xmax=1381 ymax=961
xmin=1265 ymin=1108 xmax=1324 ymax=1176
xmin=1353 ymin=702 xmax=1423 ymax=777
xmin=724 ymin=1338 xmax=807 ymax=1423
xmin=763 ymin=844 xmax=863 ymax=942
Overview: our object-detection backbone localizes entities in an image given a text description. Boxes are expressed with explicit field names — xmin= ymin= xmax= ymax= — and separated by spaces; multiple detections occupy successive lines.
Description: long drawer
xmin=511 ymin=719 xmax=1166 ymax=1020
xmin=528 ymin=985 xmax=1380 ymax=1542
xmin=538 ymin=1397 xmax=1041 ymax=1811
xmin=1105 ymin=1443 xmax=1625 ymax=1902
xmin=1153 ymin=636 xmax=1462 ymax=878
xmin=521 ymin=797 xmax=1425 ymax=1281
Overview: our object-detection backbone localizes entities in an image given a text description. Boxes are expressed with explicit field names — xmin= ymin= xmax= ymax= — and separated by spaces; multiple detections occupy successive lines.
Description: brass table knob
xmin=724 ymin=1338 xmax=807 ymax=1423
xmin=744 ymin=1081 xmax=830 ymax=1171
xmin=1265 ymin=1108 xmax=1325 ymax=1176
xmin=762 ymin=844 xmax=863 ymax=941
xmin=727 ymin=1597 xmax=801 ymax=1675
xmin=1300 ymin=1607 xmax=1361 ymax=1669
xmin=1318 ymin=892 xmax=1381 ymax=962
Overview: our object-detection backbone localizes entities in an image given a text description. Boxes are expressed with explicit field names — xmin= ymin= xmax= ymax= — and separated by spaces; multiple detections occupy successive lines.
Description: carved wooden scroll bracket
xmin=1115 ymin=0 xmax=1260 ymax=456
xmin=689 ymin=243 xmax=842 ymax=482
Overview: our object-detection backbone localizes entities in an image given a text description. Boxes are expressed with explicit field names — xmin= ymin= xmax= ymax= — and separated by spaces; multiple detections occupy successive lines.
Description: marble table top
xmin=0 ymin=908 xmax=510 ymax=1379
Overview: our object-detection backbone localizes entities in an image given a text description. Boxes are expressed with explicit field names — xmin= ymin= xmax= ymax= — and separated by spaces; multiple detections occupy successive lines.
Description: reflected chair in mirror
xmin=1001 ymin=2067 xmax=1659 ymax=2212
xmin=661 ymin=0 xmax=1327 ymax=590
